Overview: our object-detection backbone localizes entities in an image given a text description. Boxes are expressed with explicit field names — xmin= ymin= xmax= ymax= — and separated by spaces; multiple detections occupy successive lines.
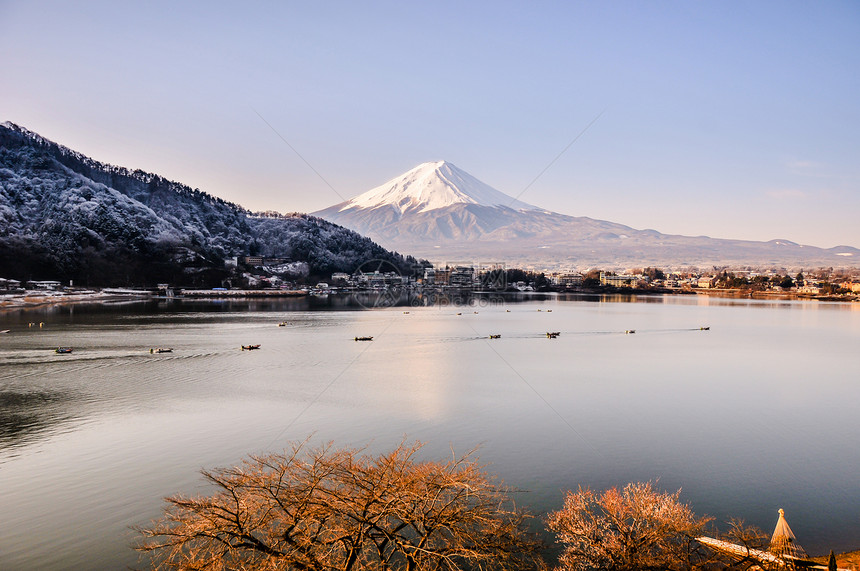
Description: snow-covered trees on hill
xmin=248 ymin=214 xmax=422 ymax=277
xmin=0 ymin=123 xmax=415 ymax=286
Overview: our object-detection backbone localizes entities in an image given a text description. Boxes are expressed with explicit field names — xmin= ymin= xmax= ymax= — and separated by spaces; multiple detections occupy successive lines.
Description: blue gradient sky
xmin=2 ymin=1 xmax=858 ymax=248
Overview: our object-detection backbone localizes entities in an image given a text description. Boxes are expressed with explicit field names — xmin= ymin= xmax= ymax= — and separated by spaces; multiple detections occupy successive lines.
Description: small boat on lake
xmin=354 ymin=336 xmax=373 ymax=341
xmin=546 ymin=332 xmax=560 ymax=338
xmin=700 ymin=326 xmax=710 ymax=330
xmin=241 ymin=344 xmax=261 ymax=350
xmin=55 ymin=347 xmax=73 ymax=354
xmin=489 ymin=334 xmax=501 ymax=339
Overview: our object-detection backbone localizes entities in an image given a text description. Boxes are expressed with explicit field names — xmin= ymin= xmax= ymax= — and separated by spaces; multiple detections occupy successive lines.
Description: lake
xmin=1 ymin=293 xmax=858 ymax=569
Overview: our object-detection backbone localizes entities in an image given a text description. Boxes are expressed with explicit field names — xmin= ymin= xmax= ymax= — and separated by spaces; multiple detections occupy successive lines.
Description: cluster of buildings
xmin=329 ymin=270 xmax=409 ymax=289
xmin=0 ymin=278 xmax=62 ymax=292
xmin=5 ymin=263 xmax=860 ymax=299
xmin=335 ymin=266 xmax=537 ymax=291
xmin=320 ymin=266 xmax=860 ymax=298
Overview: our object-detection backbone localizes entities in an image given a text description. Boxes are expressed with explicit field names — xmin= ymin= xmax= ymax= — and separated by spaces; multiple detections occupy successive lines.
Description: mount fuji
xmin=314 ymin=161 xmax=610 ymax=245
xmin=319 ymin=161 xmax=857 ymax=269
xmin=329 ymin=161 xmax=540 ymax=214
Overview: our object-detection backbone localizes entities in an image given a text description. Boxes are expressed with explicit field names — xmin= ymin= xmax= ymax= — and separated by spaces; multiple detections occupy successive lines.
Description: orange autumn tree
xmin=137 ymin=440 xmax=543 ymax=570
xmin=546 ymin=481 xmax=711 ymax=571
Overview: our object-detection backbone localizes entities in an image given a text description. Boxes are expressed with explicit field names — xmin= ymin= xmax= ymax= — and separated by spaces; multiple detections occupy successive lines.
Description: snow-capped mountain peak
xmin=312 ymin=160 xmax=860 ymax=268
xmin=340 ymin=161 xmax=539 ymax=214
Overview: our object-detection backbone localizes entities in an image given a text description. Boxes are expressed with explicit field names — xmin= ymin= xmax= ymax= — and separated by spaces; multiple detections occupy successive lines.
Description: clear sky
xmin=2 ymin=0 xmax=858 ymax=248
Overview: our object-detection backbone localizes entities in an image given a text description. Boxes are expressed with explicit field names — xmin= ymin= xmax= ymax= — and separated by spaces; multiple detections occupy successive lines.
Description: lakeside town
xmin=4 ymin=255 xmax=860 ymax=308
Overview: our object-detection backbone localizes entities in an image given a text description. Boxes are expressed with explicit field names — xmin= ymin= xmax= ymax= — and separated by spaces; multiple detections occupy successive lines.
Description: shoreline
xmin=0 ymin=290 xmax=155 ymax=310
xmin=0 ymin=289 xmax=311 ymax=310
xmin=180 ymin=289 xmax=307 ymax=298
xmin=1 ymin=286 xmax=856 ymax=313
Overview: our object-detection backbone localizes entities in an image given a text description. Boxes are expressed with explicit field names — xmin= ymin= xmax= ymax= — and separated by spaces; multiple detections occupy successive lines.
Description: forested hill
xmin=0 ymin=122 xmax=420 ymax=286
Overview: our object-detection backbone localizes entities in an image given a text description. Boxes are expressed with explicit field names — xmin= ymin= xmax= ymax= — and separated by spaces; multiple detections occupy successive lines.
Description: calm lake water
xmin=1 ymin=293 xmax=858 ymax=569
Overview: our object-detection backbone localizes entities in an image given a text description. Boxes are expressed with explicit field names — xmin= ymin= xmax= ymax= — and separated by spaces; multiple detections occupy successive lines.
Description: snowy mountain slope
xmin=0 ymin=122 xmax=418 ymax=284
xmin=329 ymin=161 xmax=540 ymax=215
xmin=313 ymin=161 xmax=860 ymax=268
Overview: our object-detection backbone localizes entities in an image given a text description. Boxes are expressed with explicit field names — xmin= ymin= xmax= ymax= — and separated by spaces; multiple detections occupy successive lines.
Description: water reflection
xmin=0 ymin=389 xmax=83 ymax=452
xmin=3 ymin=292 xmax=855 ymax=322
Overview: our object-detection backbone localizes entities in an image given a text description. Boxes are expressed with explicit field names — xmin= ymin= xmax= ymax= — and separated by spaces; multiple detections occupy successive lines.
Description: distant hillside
xmin=0 ymin=123 xmax=419 ymax=286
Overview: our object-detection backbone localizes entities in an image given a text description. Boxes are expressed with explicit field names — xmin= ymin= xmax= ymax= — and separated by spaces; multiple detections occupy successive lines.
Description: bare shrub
xmin=546 ymin=481 xmax=711 ymax=571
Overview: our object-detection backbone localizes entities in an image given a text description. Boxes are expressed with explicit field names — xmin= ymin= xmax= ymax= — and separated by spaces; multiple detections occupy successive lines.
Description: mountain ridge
xmin=313 ymin=161 xmax=859 ymax=269
xmin=0 ymin=122 xmax=420 ymax=285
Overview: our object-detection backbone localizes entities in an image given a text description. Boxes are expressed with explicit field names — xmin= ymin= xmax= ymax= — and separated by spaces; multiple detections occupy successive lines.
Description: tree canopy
xmin=546 ymin=481 xmax=711 ymax=571
xmin=137 ymin=440 xmax=543 ymax=571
